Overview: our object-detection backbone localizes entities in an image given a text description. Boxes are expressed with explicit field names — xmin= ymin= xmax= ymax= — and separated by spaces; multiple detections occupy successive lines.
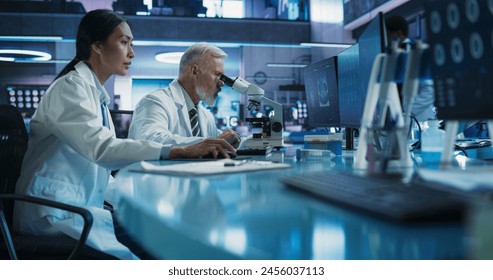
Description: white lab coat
xmin=13 ymin=62 xmax=170 ymax=260
xmin=401 ymin=38 xmax=436 ymax=122
xmin=412 ymin=79 xmax=436 ymax=122
xmin=128 ymin=79 xmax=221 ymax=146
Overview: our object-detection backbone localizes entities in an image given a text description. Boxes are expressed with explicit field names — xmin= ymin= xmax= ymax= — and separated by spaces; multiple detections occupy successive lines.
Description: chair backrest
xmin=109 ymin=109 xmax=133 ymax=139
xmin=0 ymin=105 xmax=28 ymax=225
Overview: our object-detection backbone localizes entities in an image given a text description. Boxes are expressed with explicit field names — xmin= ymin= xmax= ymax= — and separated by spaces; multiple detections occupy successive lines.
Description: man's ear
xmin=191 ymin=64 xmax=199 ymax=76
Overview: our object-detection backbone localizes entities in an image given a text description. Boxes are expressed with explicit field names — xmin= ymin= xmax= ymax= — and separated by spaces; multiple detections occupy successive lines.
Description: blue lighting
xmin=0 ymin=36 xmax=63 ymax=42
xmin=0 ymin=49 xmax=52 ymax=62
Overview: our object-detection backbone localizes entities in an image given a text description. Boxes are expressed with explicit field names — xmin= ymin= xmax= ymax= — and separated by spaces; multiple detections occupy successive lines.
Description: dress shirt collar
xmin=177 ymin=81 xmax=198 ymax=111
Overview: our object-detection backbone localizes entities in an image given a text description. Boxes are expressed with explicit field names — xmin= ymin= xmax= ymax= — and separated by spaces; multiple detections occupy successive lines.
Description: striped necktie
xmin=189 ymin=105 xmax=201 ymax=137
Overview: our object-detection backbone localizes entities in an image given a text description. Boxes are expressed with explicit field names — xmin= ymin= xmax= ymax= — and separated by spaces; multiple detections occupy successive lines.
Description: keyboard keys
xmin=282 ymin=171 xmax=466 ymax=221
xmin=236 ymin=146 xmax=272 ymax=155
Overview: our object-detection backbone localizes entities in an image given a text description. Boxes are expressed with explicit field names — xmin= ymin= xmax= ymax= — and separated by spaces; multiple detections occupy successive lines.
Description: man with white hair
xmin=129 ymin=42 xmax=241 ymax=153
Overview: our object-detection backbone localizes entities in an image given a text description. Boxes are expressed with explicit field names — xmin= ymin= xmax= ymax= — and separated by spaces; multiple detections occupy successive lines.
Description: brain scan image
xmin=317 ymin=75 xmax=330 ymax=107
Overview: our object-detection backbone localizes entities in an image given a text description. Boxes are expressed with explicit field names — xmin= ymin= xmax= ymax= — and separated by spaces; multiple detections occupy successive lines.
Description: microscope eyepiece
xmin=219 ymin=74 xmax=235 ymax=87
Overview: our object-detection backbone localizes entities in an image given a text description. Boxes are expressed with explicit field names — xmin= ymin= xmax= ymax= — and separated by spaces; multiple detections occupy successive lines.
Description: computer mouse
xmin=202 ymin=150 xmax=237 ymax=159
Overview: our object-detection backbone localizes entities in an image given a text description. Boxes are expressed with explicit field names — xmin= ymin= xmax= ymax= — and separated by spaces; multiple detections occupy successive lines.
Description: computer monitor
xmin=425 ymin=0 xmax=493 ymax=120
xmin=302 ymin=56 xmax=339 ymax=128
xmin=358 ymin=12 xmax=388 ymax=104
xmin=337 ymin=43 xmax=362 ymax=128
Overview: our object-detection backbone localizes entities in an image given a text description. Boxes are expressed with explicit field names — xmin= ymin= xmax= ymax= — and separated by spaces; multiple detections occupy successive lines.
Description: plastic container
xmin=421 ymin=119 xmax=445 ymax=164
xmin=295 ymin=149 xmax=335 ymax=161
xmin=304 ymin=134 xmax=343 ymax=156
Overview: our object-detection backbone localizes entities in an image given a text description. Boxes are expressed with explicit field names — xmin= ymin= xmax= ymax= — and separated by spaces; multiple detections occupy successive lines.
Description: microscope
xmin=220 ymin=74 xmax=284 ymax=149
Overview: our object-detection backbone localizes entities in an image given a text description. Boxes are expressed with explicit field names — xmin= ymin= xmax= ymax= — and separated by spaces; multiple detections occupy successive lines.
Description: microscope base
xmin=240 ymin=137 xmax=284 ymax=149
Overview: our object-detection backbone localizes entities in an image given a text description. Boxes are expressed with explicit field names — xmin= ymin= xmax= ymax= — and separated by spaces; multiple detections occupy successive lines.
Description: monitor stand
xmin=345 ymin=127 xmax=355 ymax=150
xmin=354 ymin=42 xmax=412 ymax=171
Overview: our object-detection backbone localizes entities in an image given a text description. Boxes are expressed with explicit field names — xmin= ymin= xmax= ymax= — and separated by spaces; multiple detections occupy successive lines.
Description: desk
xmin=114 ymin=149 xmax=466 ymax=260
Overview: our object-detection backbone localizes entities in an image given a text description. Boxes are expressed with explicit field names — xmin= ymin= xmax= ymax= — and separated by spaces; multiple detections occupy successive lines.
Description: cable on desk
xmin=453 ymin=144 xmax=468 ymax=157
xmin=408 ymin=114 xmax=421 ymax=151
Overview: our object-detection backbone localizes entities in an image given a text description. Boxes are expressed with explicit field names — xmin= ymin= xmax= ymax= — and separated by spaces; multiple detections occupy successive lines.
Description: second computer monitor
xmin=337 ymin=43 xmax=363 ymax=128
xmin=303 ymin=56 xmax=339 ymax=128
xmin=358 ymin=12 xmax=387 ymax=98
xmin=338 ymin=12 xmax=387 ymax=128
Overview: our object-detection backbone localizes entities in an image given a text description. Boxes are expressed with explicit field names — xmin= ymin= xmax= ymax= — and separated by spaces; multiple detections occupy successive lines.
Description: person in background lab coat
xmin=128 ymin=42 xmax=241 ymax=150
xmin=385 ymin=15 xmax=436 ymax=122
xmin=13 ymin=9 xmax=235 ymax=260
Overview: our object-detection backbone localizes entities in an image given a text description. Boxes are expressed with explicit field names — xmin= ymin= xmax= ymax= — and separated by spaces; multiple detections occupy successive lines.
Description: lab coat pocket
xmin=30 ymin=175 xmax=84 ymax=219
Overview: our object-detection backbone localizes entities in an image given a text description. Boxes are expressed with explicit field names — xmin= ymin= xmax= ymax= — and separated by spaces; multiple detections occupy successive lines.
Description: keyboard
xmin=236 ymin=146 xmax=272 ymax=155
xmin=282 ymin=171 xmax=466 ymax=221
xmin=456 ymin=139 xmax=492 ymax=149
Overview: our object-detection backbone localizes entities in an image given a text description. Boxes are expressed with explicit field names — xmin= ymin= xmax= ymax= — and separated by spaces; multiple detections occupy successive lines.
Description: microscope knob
xmin=272 ymin=122 xmax=283 ymax=132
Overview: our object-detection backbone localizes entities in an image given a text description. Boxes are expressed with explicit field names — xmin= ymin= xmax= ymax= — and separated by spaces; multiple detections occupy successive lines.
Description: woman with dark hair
xmin=13 ymin=9 xmax=234 ymax=259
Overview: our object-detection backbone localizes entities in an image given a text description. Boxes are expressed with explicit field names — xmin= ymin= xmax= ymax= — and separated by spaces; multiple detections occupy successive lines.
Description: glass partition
xmin=0 ymin=0 xmax=310 ymax=21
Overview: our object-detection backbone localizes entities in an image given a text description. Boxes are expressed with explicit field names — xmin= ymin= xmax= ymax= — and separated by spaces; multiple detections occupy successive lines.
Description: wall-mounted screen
xmin=425 ymin=0 xmax=493 ymax=120
xmin=4 ymin=85 xmax=49 ymax=117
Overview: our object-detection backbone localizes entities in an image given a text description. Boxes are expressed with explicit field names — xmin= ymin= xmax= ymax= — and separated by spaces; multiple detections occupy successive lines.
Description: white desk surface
xmin=114 ymin=149 xmax=470 ymax=260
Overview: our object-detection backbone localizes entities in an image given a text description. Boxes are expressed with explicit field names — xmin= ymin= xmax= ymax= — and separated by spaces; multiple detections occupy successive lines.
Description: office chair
xmin=109 ymin=109 xmax=134 ymax=178
xmin=0 ymin=104 xmax=104 ymax=259
xmin=109 ymin=109 xmax=133 ymax=139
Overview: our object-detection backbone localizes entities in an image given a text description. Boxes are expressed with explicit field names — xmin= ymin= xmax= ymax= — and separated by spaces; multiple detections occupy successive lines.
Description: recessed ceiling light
xmin=0 ymin=49 xmax=52 ymax=62
xmin=155 ymin=52 xmax=184 ymax=64
xmin=300 ymin=42 xmax=353 ymax=48
xmin=266 ymin=63 xmax=308 ymax=68
xmin=0 ymin=36 xmax=63 ymax=42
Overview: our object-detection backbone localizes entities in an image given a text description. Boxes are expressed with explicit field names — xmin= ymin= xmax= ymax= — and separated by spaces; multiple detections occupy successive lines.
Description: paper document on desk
xmin=417 ymin=166 xmax=493 ymax=191
xmin=134 ymin=159 xmax=291 ymax=176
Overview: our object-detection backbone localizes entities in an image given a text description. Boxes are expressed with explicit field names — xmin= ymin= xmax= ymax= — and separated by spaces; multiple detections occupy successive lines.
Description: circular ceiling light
xmin=0 ymin=49 xmax=52 ymax=62
xmin=155 ymin=52 xmax=184 ymax=64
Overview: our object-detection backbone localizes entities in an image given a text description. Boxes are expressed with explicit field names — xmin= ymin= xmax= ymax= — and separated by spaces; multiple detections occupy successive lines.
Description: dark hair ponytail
xmin=55 ymin=9 xmax=127 ymax=81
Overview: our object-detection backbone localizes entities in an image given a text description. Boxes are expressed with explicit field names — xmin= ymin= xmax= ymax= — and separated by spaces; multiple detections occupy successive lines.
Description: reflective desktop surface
xmin=114 ymin=149 xmax=472 ymax=260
